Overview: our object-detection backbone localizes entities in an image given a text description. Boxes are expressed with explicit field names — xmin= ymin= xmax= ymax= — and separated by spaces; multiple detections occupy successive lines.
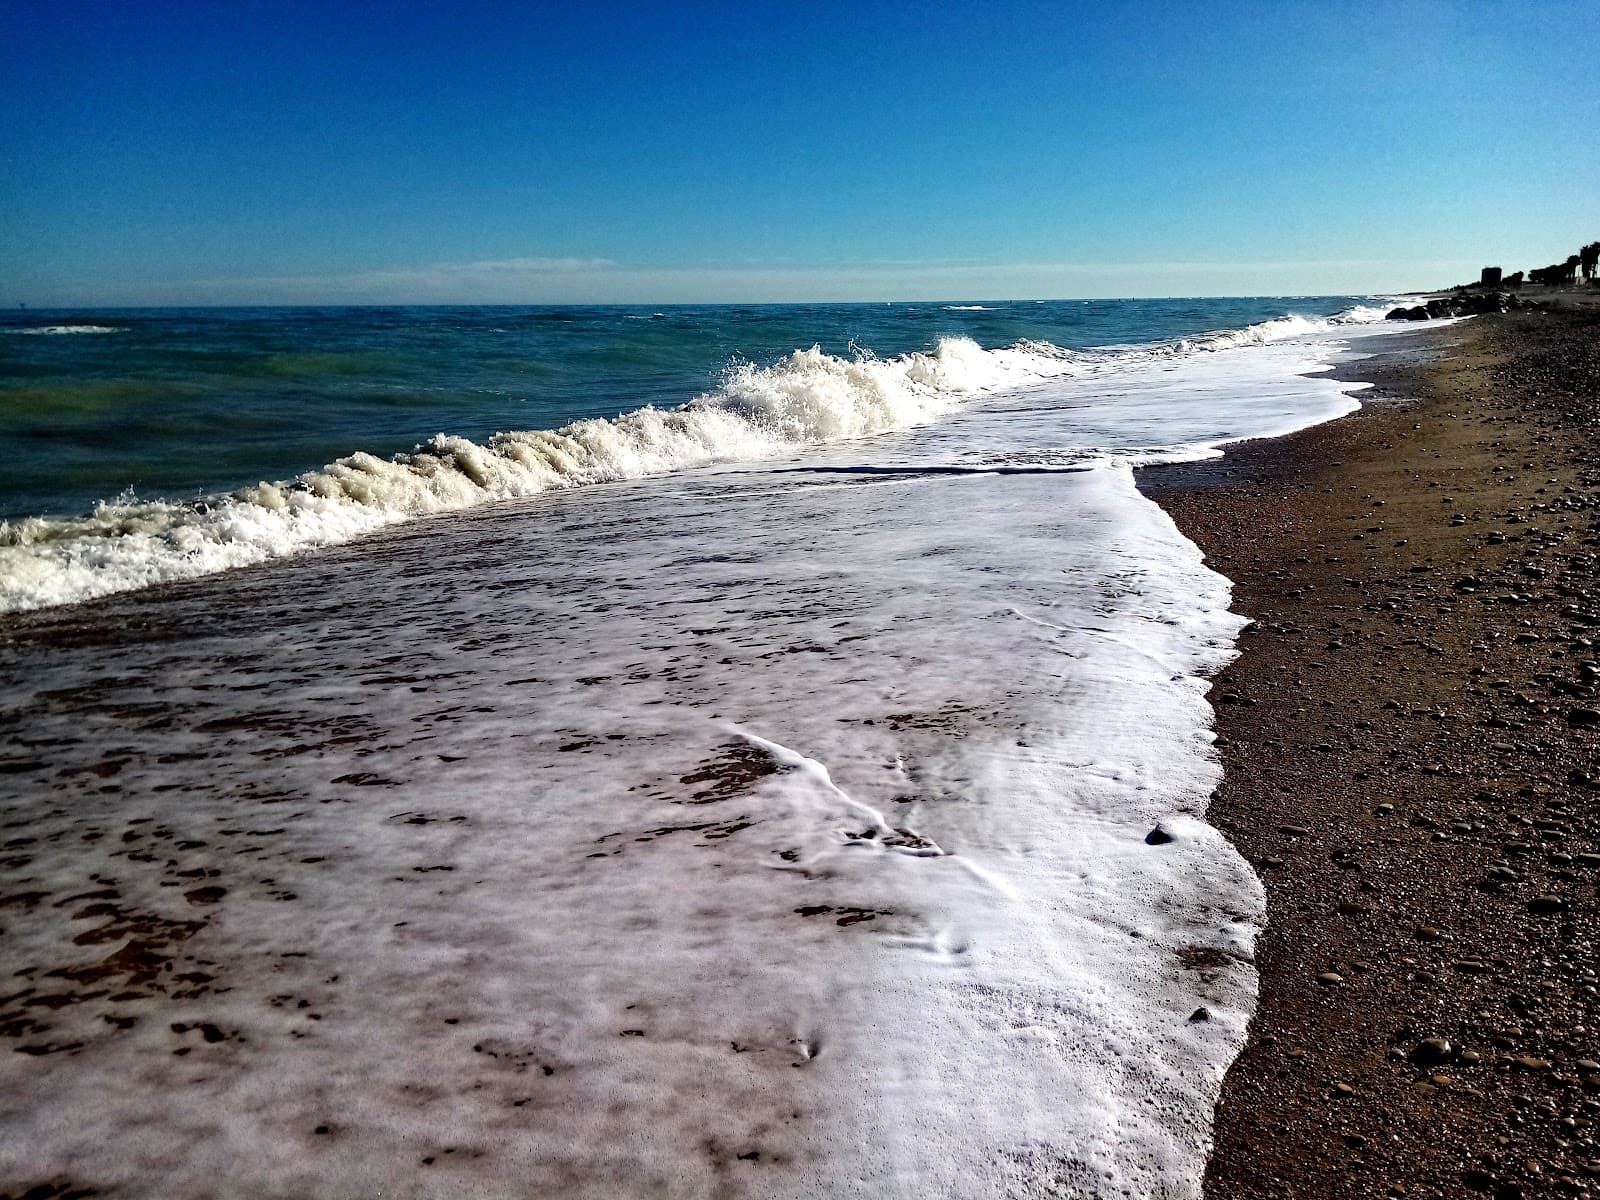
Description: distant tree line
xmin=1396 ymin=239 xmax=1598 ymax=320
xmin=1510 ymin=241 xmax=1599 ymax=287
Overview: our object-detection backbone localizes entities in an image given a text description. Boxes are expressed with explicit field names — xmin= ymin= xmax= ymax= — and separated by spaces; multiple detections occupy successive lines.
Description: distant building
xmin=1480 ymin=266 xmax=1502 ymax=288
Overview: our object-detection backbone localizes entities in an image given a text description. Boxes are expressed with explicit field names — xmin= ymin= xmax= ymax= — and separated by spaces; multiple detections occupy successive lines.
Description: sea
xmin=0 ymin=298 xmax=1429 ymax=1197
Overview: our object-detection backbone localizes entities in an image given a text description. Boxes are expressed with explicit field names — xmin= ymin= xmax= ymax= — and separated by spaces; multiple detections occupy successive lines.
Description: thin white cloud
xmin=27 ymin=253 xmax=1474 ymax=307
xmin=432 ymin=256 xmax=620 ymax=274
xmin=228 ymin=255 xmax=622 ymax=295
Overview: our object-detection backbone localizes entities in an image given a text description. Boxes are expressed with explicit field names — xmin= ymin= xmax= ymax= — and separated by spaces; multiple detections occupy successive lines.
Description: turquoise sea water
xmin=0 ymin=298 xmax=1378 ymax=522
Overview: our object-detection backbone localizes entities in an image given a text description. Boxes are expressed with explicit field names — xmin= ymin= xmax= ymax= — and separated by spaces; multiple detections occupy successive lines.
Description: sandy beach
xmin=1142 ymin=301 xmax=1600 ymax=1199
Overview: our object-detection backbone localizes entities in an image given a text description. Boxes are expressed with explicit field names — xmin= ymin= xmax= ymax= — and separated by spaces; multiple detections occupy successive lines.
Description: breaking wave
xmin=5 ymin=324 xmax=124 ymax=336
xmin=1164 ymin=304 xmax=1397 ymax=353
xmin=0 ymin=303 xmax=1399 ymax=613
xmin=0 ymin=337 xmax=1077 ymax=612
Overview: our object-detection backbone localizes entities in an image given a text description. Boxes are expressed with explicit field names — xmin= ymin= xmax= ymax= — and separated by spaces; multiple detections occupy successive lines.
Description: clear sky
xmin=2 ymin=1 xmax=1596 ymax=305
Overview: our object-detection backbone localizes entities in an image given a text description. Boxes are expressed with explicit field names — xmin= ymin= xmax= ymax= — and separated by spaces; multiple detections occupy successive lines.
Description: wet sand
xmin=1142 ymin=304 xmax=1600 ymax=1199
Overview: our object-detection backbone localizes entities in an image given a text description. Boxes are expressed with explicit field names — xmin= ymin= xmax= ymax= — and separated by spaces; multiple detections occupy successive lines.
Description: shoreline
xmin=1140 ymin=305 xmax=1600 ymax=1198
xmin=3 ymin=300 xmax=1595 ymax=1196
xmin=0 ymin=305 xmax=1335 ymax=1198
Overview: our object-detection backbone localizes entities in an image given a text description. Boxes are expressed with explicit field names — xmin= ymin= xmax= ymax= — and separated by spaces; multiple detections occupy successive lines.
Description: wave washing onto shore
xmin=0 ymin=299 xmax=1437 ymax=1197
xmin=1 ymin=448 xmax=1264 ymax=1199
xmin=0 ymin=303 xmax=1406 ymax=614
xmin=1169 ymin=304 xmax=1394 ymax=352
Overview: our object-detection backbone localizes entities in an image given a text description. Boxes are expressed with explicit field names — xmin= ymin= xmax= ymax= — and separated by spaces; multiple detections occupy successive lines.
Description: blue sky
xmin=2 ymin=1 xmax=1596 ymax=304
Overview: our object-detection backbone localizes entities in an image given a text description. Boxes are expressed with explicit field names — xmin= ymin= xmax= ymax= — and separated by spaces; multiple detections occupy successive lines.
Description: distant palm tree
xmin=1580 ymin=242 xmax=1600 ymax=284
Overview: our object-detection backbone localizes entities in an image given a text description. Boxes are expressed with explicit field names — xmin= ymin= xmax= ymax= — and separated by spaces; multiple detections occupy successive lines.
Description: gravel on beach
xmin=1141 ymin=304 xmax=1600 ymax=1199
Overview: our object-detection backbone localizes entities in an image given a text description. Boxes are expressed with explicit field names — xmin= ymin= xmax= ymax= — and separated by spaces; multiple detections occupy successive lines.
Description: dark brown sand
xmin=1141 ymin=304 xmax=1600 ymax=1200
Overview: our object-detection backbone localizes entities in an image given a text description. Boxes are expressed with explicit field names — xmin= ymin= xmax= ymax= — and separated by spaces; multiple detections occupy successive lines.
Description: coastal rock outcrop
xmin=1387 ymin=292 xmax=1521 ymax=321
xmin=1386 ymin=305 xmax=1432 ymax=321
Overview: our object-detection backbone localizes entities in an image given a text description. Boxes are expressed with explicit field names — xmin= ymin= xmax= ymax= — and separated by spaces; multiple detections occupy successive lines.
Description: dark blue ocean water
xmin=0 ymin=298 xmax=1379 ymax=523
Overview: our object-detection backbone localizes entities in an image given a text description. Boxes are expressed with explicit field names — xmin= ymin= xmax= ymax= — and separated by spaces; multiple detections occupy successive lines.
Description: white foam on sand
xmin=0 ymin=459 xmax=1256 ymax=1199
xmin=0 ymin=314 xmax=1430 ymax=1196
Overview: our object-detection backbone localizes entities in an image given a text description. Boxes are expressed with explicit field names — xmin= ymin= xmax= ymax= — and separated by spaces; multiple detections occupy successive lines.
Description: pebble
xmin=1413 ymin=1037 xmax=1453 ymax=1062
xmin=1316 ymin=971 xmax=1344 ymax=986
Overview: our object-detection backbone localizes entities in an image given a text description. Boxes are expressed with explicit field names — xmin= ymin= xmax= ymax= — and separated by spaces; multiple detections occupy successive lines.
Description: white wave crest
xmin=0 ymin=302 xmax=1401 ymax=614
xmin=5 ymin=324 xmax=123 ymax=336
xmin=0 ymin=336 xmax=1080 ymax=612
xmin=942 ymin=304 xmax=996 ymax=311
xmin=1157 ymin=303 xmax=1397 ymax=356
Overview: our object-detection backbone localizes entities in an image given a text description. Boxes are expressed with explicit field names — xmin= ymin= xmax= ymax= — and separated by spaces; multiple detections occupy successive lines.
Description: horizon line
xmin=6 ymin=290 xmax=1420 ymax=313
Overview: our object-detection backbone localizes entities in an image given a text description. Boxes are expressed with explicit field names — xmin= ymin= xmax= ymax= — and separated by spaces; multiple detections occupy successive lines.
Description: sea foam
xmin=0 ymin=453 xmax=1258 ymax=1199
xmin=0 ymin=305 xmax=1432 ymax=1197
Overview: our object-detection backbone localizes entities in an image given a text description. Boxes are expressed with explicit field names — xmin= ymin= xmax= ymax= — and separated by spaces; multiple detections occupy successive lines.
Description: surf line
xmin=768 ymin=464 xmax=1096 ymax=477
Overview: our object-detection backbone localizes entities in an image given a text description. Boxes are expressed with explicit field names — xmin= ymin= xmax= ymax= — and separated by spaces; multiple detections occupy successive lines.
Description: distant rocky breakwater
xmin=1386 ymin=290 xmax=1537 ymax=321
xmin=1389 ymin=237 xmax=1600 ymax=321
